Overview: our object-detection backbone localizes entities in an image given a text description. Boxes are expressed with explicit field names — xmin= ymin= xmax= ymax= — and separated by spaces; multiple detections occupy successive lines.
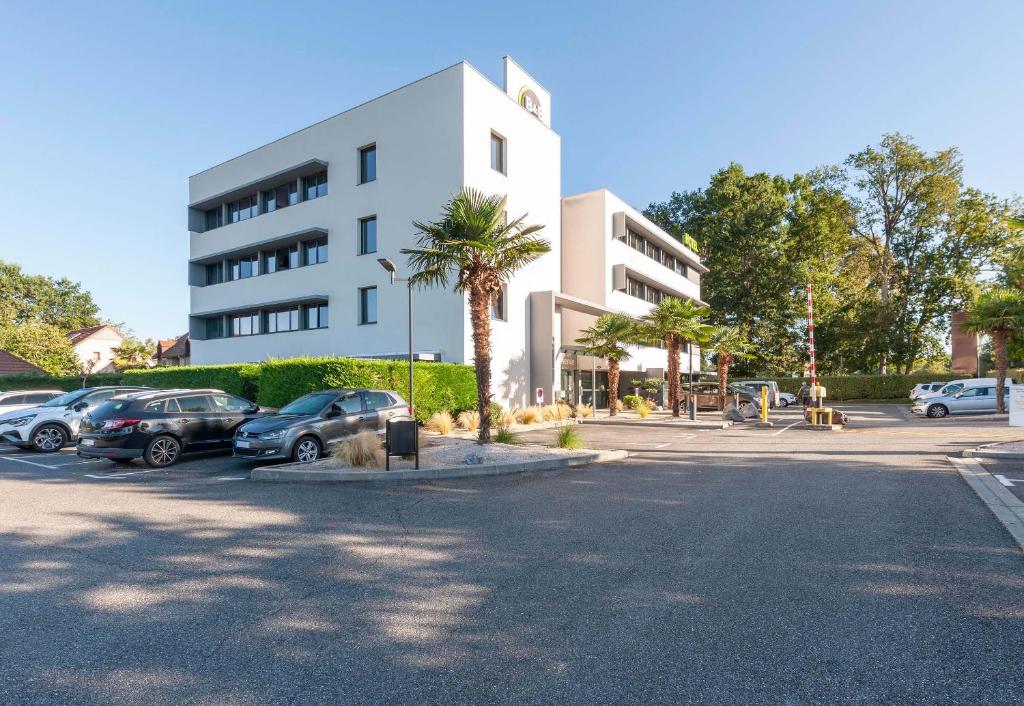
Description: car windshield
xmin=278 ymin=392 xmax=338 ymax=416
xmin=40 ymin=389 xmax=90 ymax=407
xmin=941 ymin=384 xmax=964 ymax=396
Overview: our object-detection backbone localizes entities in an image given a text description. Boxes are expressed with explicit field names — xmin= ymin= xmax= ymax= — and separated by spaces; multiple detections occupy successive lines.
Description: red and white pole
xmin=807 ymin=283 xmax=816 ymax=400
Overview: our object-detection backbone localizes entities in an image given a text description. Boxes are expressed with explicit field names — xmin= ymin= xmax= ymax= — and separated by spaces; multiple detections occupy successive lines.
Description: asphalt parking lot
xmin=977 ymin=456 xmax=1024 ymax=503
xmin=2 ymin=404 xmax=1023 ymax=704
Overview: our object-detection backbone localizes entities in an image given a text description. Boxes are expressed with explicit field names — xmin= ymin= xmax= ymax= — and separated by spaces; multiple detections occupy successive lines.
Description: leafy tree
xmin=704 ymin=325 xmax=755 ymax=410
xmin=112 ymin=339 xmax=154 ymax=370
xmin=0 ymin=260 xmax=100 ymax=330
xmin=575 ymin=314 xmax=636 ymax=416
xmin=637 ymin=298 xmax=713 ymax=417
xmin=403 ymin=188 xmax=550 ymax=442
xmin=0 ymin=323 xmax=80 ymax=376
xmin=961 ymin=288 xmax=1024 ymax=413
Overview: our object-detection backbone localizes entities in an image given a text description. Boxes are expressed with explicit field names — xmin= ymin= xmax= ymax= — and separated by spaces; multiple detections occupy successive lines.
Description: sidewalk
xmin=582 ymin=409 xmax=735 ymax=430
xmin=962 ymin=438 xmax=1024 ymax=460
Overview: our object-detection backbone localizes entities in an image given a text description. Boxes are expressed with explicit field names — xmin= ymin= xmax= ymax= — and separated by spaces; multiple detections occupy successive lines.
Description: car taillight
xmin=102 ymin=418 xmax=142 ymax=430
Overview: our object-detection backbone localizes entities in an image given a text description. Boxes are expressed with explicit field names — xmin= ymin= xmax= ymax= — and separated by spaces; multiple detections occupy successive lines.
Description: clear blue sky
xmin=1 ymin=1 xmax=1020 ymax=341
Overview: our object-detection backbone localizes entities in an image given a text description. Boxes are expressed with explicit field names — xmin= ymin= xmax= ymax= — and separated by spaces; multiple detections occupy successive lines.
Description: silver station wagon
xmin=912 ymin=384 xmax=1010 ymax=418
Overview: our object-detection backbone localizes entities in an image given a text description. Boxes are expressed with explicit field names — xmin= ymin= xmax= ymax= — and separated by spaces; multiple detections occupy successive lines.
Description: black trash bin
xmin=385 ymin=418 xmax=419 ymax=470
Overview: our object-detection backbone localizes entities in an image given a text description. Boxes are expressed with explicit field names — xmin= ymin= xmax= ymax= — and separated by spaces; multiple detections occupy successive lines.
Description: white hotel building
xmin=187 ymin=58 xmax=706 ymax=409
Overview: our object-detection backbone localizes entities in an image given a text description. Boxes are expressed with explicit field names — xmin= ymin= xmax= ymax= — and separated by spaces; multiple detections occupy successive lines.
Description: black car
xmin=77 ymin=389 xmax=267 ymax=467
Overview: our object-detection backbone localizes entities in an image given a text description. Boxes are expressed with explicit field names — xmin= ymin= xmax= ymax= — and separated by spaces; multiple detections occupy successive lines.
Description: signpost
xmin=1010 ymin=384 xmax=1024 ymax=427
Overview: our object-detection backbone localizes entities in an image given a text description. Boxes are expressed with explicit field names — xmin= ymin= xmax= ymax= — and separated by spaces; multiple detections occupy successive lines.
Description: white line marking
xmin=654 ymin=442 xmax=671 ymax=449
xmin=83 ymin=469 xmax=164 ymax=479
xmin=994 ymin=474 xmax=1024 ymax=487
xmin=213 ymin=476 xmax=247 ymax=481
xmin=2 ymin=456 xmax=60 ymax=469
xmin=773 ymin=421 xmax=805 ymax=437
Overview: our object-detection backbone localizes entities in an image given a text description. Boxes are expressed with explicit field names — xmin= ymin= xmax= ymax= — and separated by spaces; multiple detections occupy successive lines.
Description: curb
xmin=962 ymin=450 xmax=1024 ymax=460
xmin=948 ymin=456 xmax=1024 ymax=552
xmin=798 ymin=423 xmax=844 ymax=432
xmin=582 ymin=419 xmax=734 ymax=430
xmin=251 ymin=449 xmax=630 ymax=483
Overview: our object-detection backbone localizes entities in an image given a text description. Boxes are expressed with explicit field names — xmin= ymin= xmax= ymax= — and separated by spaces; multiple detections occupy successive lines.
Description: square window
xmin=359 ymin=145 xmax=376 ymax=184
xmin=303 ymin=171 xmax=328 ymax=201
xmin=490 ymin=285 xmax=506 ymax=321
xmin=359 ymin=216 xmax=377 ymax=255
xmin=205 ymin=208 xmax=222 ymax=230
xmin=490 ymin=132 xmax=505 ymax=173
xmin=359 ymin=286 xmax=377 ymax=324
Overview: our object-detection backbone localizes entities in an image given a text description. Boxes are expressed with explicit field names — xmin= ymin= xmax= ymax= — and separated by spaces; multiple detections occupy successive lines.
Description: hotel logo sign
xmin=518 ymin=86 xmax=543 ymax=121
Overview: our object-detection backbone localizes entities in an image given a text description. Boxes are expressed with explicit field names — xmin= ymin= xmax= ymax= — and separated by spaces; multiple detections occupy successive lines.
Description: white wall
xmin=73 ymin=327 xmax=124 ymax=373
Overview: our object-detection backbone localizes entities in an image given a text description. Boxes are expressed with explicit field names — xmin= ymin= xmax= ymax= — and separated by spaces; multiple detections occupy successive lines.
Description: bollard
xmin=760 ymin=386 xmax=769 ymax=423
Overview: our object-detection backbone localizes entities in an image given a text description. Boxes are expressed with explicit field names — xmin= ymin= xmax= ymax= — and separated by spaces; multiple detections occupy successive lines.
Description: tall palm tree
xmin=704 ymin=326 xmax=755 ymax=410
xmin=962 ymin=288 xmax=1024 ymax=414
xmin=575 ymin=314 xmax=636 ymax=416
xmin=637 ymin=298 xmax=713 ymax=417
xmin=403 ymin=188 xmax=550 ymax=442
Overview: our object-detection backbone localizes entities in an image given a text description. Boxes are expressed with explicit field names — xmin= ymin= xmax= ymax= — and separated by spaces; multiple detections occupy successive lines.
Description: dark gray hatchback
xmin=233 ymin=389 xmax=409 ymax=463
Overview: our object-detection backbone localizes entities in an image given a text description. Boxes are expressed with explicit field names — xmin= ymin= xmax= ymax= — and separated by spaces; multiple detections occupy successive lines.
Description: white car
xmin=0 ymin=390 xmax=63 ymax=415
xmin=909 ymin=382 xmax=946 ymax=400
xmin=778 ymin=392 xmax=797 ymax=407
xmin=0 ymin=385 xmax=150 ymax=451
xmin=917 ymin=378 xmax=999 ymax=401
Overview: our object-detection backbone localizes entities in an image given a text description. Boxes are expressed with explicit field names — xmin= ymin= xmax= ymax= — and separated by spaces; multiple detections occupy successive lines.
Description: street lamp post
xmin=378 ymin=258 xmax=414 ymax=417
xmin=688 ymin=341 xmax=696 ymax=421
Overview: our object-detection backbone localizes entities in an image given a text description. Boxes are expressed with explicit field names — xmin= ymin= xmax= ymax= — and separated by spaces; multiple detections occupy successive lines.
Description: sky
xmin=0 ymin=0 xmax=1021 ymax=341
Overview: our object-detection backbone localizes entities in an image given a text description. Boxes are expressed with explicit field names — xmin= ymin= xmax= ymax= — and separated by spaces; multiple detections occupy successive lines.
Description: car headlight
xmin=258 ymin=430 xmax=285 ymax=440
xmin=5 ymin=415 xmax=36 ymax=428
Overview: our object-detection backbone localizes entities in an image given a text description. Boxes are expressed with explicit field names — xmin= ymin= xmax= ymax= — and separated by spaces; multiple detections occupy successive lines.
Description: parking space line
xmin=2 ymin=456 xmax=61 ymax=469
xmin=773 ymin=421 xmax=805 ymax=436
xmin=994 ymin=474 xmax=1024 ymax=487
xmin=83 ymin=469 xmax=165 ymax=479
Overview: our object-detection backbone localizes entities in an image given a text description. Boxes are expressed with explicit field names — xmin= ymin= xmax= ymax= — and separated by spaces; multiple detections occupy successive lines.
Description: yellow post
xmin=760 ymin=385 xmax=768 ymax=423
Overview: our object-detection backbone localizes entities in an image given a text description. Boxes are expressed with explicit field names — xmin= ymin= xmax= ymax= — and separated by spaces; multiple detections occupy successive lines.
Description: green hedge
xmin=122 ymin=364 xmax=261 ymax=399
xmin=257 ymin=357 xmax=476 ymax=422
xmin=750 ymin=373 xmax=964 ymax=401
xmin=0 ymin=373 xmax=124 ymax=391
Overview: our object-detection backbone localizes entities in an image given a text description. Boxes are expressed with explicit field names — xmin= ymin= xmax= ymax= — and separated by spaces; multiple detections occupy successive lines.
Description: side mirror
xmin=72 ymin=402 xmax=89 ymax=411
xmin=953 ymin=392 xmax=963 ymax=398
xmin=247 ymin=405 xmax=260 ymax=414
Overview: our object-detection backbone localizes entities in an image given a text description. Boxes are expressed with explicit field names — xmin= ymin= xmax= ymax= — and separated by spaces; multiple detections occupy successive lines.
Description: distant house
xmin=66 ymin=324 xmax=125 ymax=373
xmin=156 ymin=334 xmax=190 ymax=367
xmin=0 ymin=349 xmax=46 ymax=376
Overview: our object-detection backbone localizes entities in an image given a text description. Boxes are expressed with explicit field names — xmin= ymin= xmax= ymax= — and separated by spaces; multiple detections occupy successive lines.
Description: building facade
xmin=67 ymin=325 xmax=125 ymax=374
xmin=187 ymin=58 xmax=704 ymax=409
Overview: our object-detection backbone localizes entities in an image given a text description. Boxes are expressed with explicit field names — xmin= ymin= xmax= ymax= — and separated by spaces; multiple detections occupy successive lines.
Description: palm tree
xmin=962 ymin=288 xmax=1024 ymax=414
xmin=403 ymin=188 xmax=550 ymax=442
xmin=637 ymin=298 xmax=713 ymax=417
xmin=704 ymin=326 xmax=755 ymax=410
xmin=575 ymin=314 xmax=636 ymax=416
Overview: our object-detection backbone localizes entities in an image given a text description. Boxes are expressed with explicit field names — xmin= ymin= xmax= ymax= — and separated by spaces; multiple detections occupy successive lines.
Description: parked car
xmin=737 ymin=380 xmax=780 ymax=408
xmin=909 ymin=382 xmax=946 ymax=400
xmin=916 ymin=378 xmax=1000 ymax=401
xmin=233 ymin=389 xmax=410 ymax=463
xmin=0 ymin=390 xmax=63 ymax=415
xmin=778 ymin=392 xmax=797 ymax=408
xmin=0 ymin=385 xmax=150 ymax=451
xmin=77 ymin=389 xmax=267 ymax=467
xmin=912 ymin=385 xmax=1010 ymax=418
xmin=686 ymin=382 xmax=761 ymax=416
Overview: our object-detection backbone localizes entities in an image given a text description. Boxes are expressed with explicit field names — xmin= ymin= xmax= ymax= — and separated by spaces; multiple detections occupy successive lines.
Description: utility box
xmin=385 ymin=418 xmax=419 ymax=470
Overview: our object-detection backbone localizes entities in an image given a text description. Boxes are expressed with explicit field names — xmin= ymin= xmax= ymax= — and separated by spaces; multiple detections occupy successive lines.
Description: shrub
xmin=517 ymin=406 xmax=543 ymax=424
xmin=577 ymin=404 xmax=594 ymax=418
xmin=757 ymin=373 xmax=963 ymax=401
xmin=500 ymin=406 xmax=518 ymax=427
xmin=623 ymin=394 xmax=644 ymax=410
xmin=332 ymin=431 xmax=384 ymax=467
xmin=425 ymin=411 xmax=454 ymax=435
xmin=494 ymin=426 xmax=517 ymax=444
xmin=555 ymin=424 xmax=583 ymax=450
xmin=123 ymin=364 xmax=260 ymax=399
xmin=637 ymin=401 xmax=651 ymax=418
xmin=457 ymin=410 xmax=480 ymax=431
xmin=256 ymin=357 xmax=475 ymax=421
xmin=0 ymin=372 xmax=123 ymax=392
xmin=540 ymin=404 xmax=557 ymax=421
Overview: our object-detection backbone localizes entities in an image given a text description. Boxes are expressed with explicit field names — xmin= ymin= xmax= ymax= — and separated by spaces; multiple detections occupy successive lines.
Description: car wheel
xmin=292 ymin=436 xmax=322 ymax=463
xmin=31 ymin=424 xmax=68 ymax=452
xmin=779 ymin=399 xmax=789 ymax=408
xmin=926 ymin=405 xmax=948 ymax=419
xmin=144 ymin=435 xmax=181 ymax=468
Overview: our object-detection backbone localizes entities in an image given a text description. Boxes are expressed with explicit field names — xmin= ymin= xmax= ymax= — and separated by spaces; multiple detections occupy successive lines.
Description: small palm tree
xmin=704 ymin=326 xmax=755 ymax=410
xmin=403 ymin=188 xmax=550 ymax=442
xmin=962 ymin=288 xmax=1024 ymax=414
xmin=575 ymin=314 xmax=636 ymax=416
xmin=637 ymin=298 xmax=713 ymax=417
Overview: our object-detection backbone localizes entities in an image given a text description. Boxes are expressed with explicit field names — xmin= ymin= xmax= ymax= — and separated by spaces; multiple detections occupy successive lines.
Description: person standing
xmin=799 ymin=381 xmax=811 ymax=409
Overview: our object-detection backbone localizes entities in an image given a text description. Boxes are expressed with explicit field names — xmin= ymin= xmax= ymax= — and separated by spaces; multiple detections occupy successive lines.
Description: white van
xmin=917 ymin=378 xmax=1000 ymax=401
xmin=737 ymin=380 xmax=780 ymax=408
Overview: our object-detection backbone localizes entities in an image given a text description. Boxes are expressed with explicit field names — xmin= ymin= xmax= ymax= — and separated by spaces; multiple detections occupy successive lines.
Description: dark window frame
xmin=359 ymin=215 xmax=377 ymax=255
xmin=358 ymin=286 xmax=378 ymax=325
xmin=359 ymin=144 xmax=377 ymax=184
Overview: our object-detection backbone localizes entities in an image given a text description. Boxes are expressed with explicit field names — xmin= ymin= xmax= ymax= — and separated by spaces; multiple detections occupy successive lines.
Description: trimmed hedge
xmin=257 ymin=357 xmax=477 ymax=422
xmin=748 ymin=373 xmax=964 ymax=401
xmin=0 ymin=373 xmax=123 ymax=391
xmin=122 ymin=364 xmax=261 ymax=399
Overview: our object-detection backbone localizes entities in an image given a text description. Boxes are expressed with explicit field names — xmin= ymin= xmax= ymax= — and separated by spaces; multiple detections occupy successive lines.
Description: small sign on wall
xmin=1010 ymin=385 xmax=1024 ymax=427
xmin=535 ymin=387 xmax=545 ymax=405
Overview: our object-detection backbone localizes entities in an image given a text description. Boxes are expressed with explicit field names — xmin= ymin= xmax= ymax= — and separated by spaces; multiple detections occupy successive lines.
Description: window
xmin=359 ymin=216 xmax=377 ymax=254
xmin=25 ymin=393 xmax=55 ymax=404
xmin=359 ymin=145 xmax=376 ymax=183
xmin=306 ymin=303 xmax=329 ymax=329
xmin=205 ymin=208 xmax=222 ymax=230
xmin=490 ymin=285 xmax=506 ymax=321
xmin=359 ymin=286 xmax=377 ymax=324
xmin=625 ymin=276 xmax=671 ymax=305
xmin=205 ymin=317 xmax=224 ymax=339
xmin=336 ymin=392 xmax=362 ymax=414
xmin=143 ymin=400 xmax=166 ymax=413
xmin=206 ymin=262 xmax=223 ymax=285
xmin=490 ymin=132 xmax=505 ymax=173
xmin=364 ymin=391 xmax=394 ymax=409
xmin=959 ymin=387 xmax=987 ymax=398
xmin=177 ymin=395 xmax=212 ymax=413
xmin=625 ymin=227 xmax=690 ymax=278
xmin=212 ymin=395 xmax=251 ymax=412
xmin=230 ymin=254 xmax=260 ymax=280
xmin=265 ymin=307 xmax=300 ymax=333
xmin=228 ymin=194 xmax=258 ymax=223
xmin=303 ymin=171 xmax=328 ymax=201
xmin=269 ymin=244 xmax=301 ymax=271
xmin=231 ymin=312 xmax=260 ymax=337
xmin=263 ymin=182 xmax=298 ymax=213
xmin=303 ymin=238 xmax=328 ymax=266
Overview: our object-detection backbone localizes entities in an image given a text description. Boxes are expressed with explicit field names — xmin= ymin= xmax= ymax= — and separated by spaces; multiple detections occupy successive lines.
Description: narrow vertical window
xmin=490 ymin=132 xmax=505 ymax=173
xmin=490 ymin=285 xmax=507 ymax=321
xmin=359 ymin=286 xmax=377 ymax=324
xmin=359 ymin=144 xmax=376 ymax=184
xmin=359 ymin=216 xmax=377 ymax=255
